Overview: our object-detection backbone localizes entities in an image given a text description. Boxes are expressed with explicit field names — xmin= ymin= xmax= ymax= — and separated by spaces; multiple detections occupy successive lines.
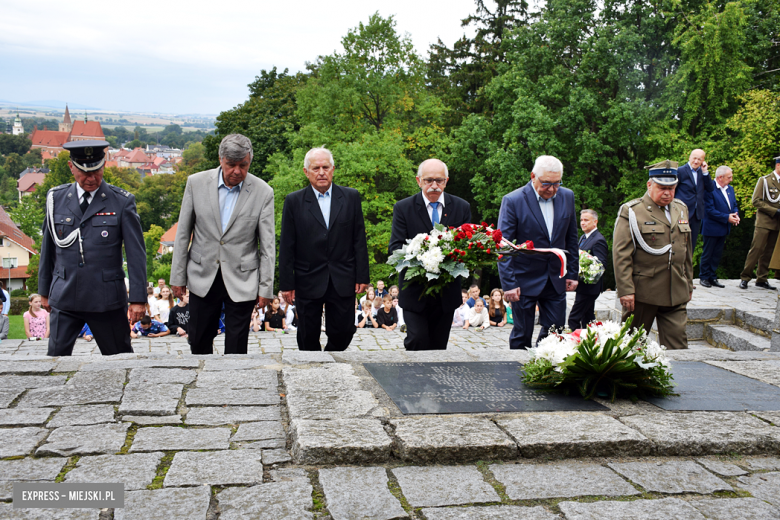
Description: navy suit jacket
xmin=576 ymin=229 xmax=608 ymax=297
xmin=497 ymin=182 xmax=579 ymax=298
xmin=702 ymin=183 xmax=739 ymax=237
xmin=676 ymin=163 xmax=715 ymax=220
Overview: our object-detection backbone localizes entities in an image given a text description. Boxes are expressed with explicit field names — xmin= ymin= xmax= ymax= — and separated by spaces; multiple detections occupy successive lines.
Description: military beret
xmin=63 ymin=140 xmax=109 ymax=173
xmin=645 ymin=159 xmax=679 ymax=186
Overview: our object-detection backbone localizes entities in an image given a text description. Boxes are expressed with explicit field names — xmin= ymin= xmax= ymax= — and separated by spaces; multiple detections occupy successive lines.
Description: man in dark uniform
xmin=39 ymin=140 xmax=147 ymax=356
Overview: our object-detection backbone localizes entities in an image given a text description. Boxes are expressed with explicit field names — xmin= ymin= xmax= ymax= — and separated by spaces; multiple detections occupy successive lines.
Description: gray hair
xmin=532 ymin=155 xmax=564 ymax=177
xmin=416 ymin=159 xmax=449 ymax=178
xmin=715 ymin=165 xmax=732 ymax=178
xmin=304 ymin=147 xmax=335 ymax=170
xmin=219 ymin=134 xmax=253 ymax=162
xmin=580 ymin=209 xmax=598 ymax=220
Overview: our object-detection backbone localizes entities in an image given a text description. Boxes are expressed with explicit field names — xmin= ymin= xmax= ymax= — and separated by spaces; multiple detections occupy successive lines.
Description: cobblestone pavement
xmin=1 ymin=301 xmax=780 ymax=518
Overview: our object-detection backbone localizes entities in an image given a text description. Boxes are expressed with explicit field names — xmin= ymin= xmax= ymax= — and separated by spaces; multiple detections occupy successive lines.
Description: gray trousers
xmin=0 ymin=314 xmax=9 ymax=340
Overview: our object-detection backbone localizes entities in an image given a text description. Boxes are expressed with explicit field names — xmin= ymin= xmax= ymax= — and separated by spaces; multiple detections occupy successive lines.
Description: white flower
xmin=439 ymin=231 xmax=453 ymax=242
xmin=529 ymin=334 xmax=577 ymax=370
xmin=406 ymin=234 xmax=426 ymax=258
xmin=419 ymin=246 xmax=445 ymax=273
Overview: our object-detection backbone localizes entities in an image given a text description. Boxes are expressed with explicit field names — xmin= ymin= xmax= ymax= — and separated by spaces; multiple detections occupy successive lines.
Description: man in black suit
xmin=568 ymin=209 xmax=608 ymax=330
xmin=280 ymin=147 xmax=370 ymax=351
xmin=389 ymin=159 xmax=471 ymax=351
xmin=676 ymin=149 xmax=715 ymax=251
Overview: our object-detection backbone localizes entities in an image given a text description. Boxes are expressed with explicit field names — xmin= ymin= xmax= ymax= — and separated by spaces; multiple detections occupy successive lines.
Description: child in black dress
xmin=488 ymin=288 xmax=507 ymax=327
xmin=264 ymin=297 xmax=286 ymax=332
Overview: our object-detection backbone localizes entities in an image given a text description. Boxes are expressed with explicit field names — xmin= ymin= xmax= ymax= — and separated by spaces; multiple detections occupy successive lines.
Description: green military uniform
xmin=744 ymin=171 xmax=780 ymax=281
xmin=613 ymin=192 xmax=694 ymax=350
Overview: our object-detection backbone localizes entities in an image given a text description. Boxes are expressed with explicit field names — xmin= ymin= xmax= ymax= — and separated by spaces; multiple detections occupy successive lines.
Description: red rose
xmin=486 ymin=249 xmax=491 ymax=254
xmin=492 ymin=229 xmax=503 ymax=244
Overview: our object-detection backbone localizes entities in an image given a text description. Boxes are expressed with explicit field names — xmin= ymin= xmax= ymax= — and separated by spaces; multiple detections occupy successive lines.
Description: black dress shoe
xmin=699 ymin=279 xmax=712 ymax=288
xmin=710 ymin=279 xmax=725 ymax=288
xmin=739 ymin=280 xmax=749 ymax=289
xmin=756 ymin=281 xmax=777 ymax=290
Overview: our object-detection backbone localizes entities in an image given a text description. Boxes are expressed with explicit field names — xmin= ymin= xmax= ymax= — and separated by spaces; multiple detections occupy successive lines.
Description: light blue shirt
xmin=217 ymin=168 xmax=243 ymax=233
xmin=2 ymin=290 xmax=8 ymax=315
xmin=313 ymin=185 xmax=332 ymax=228
xmin=533 ymin=186 xmax=555 ymax=240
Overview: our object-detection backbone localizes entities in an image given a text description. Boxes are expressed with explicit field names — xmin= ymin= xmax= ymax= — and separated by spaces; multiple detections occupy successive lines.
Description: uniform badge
xmin=101 ymin=230 xmax=109 ymax=238
xmin=644 ymin=222 xmax=655 ymax=225
xmin=65 ymin=218 xmax=71 ymax=223
xmin=679 ymin=219 xmax=688 ymax=224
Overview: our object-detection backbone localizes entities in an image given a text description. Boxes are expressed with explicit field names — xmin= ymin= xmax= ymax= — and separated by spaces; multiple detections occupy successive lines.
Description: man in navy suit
xmin=498 ymin=155 xmax=579 ymax=349
xmin=700 ymin=166 xmax=740 ymax=288
xmin=676 ymin=149 xmax=715 ymax=250
xmin=568 ymin=209 xmax=609 ymax=330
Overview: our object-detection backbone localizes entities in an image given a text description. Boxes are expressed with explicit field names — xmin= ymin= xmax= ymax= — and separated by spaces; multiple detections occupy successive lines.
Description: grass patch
xmin=386 ymin=471 xmax=413 ymax=515
xmin=147 ymin=451 xmax=176 ymax=490
xmin=55 ymin=456 xmax=80 ymax=483
xmin=118 ymin=424 xmax=139 ymax=454
xmin=308 ymin=470 xmax=328 ymax=515
xmin=8 ymin=315 xmax=26 ymax=340
xmin=475 ymin=460 xmax=509 ymax=502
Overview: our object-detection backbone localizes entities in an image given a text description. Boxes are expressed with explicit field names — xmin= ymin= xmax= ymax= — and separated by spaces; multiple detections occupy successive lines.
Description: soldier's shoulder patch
xmin=109 ymin=185 xmax=131 ymax=197
xmin=672 ymin=198 xmax=686 ymax=206
xmin=50 ymin=183 xmax=70 ymax=192
xmin=625 ymin=198 xmax=642 ymax=207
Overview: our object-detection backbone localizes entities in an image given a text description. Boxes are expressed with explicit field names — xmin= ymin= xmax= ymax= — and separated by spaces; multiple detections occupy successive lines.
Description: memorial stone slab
xmin=0 ymin=375 xmax=67 ymax=389
xmin=0 ymin=388 xmax=22 ymax=408
xmin=390 ymin=416 xmax=517 ymax=463
xmin=364 ymin=362 xmax=607 ymax=414
xmin=609 ymin=460 xmax=732 ymax=493
xmin=0 ymin=407 xmax=53 ymax=426
xmin=164 ymin=450 xmax=263 ymax=487
xmin=122 ymin=415 xmax=182 ymax=425
xmin=262 ymin=448 xmax=292 ymax=465
xmin=695 ymin=458 xmax=748 ymax=477
xmin=119 ymin=383 xmax=183 ymax=415
xmin=231 ymin=421 xmax=285 ymax=442
xmin=217 ymin=478 xmax=314 ymax=520
xmin=185 ymin=387 xmax=279 ymax=406
xmin=558 ymin=497 xmax=706 ymax=520
xmin=65 ymin=452 xmax=163 ymax=490
xmin=127 ymin=368 xmax=197 ymax=385
xmin=290 ymin=418 xmax=392 ymax=464
xmin=36 ymin=423 xmax=130 ymax=456
xmin=185 ymin=405 xmax=280 ymax=425
xmin=0 ymin=427 xmax=48 ymax=457
xmin=129 ymin=426 xmax=231 ymax=451
xmin=491 ymin=462 xmax=639 ymax=499
xmin=736 ymin=472 xmax=780 ymax=506
xmin=0 ymin=504 xmax=100 ymax=519
xmin=0 ymin=360 xmax=56 ymax=374
xmin=392 ymin=465 xmax=500 ymax=507
xmin=195 ymin=369 xmax=277 ymax=388
xmin=497 ymin=413 xmax=650 ymax=458
xmin=644 ymin=362 xmax=780 ymax=411
xmin=690 ymin=498 xmax=780 ymax=520
xmin=619 ymin=412 xmax=780 ymax=455
xmin=421 ymin=506 xmax=559 ymax=520
xmin=115 ymin=486 xmax=211 ymax=520
xmin=48 ymin=405 xmax=116 ymax=427
xmin=319 ymin=467 xmax=406 ymax=520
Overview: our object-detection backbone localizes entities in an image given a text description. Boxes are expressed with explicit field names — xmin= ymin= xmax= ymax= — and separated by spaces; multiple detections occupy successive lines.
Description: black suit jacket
xmin=575 ymin=229 xmax=608 ymax=297
xmin=388 ymin=192 xmax=471 ymax=313
xmin=279 ymin=184 xmax=370 ymax=300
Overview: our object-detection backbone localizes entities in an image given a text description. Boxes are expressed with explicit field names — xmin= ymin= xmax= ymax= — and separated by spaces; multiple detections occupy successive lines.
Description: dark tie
xmin=430 ymin=202 xmax=439 ymax=225
xmin=579 ymin=234 xmax=585 ymax=246
xmin=80 ymin=194 xmax=90 ymax=214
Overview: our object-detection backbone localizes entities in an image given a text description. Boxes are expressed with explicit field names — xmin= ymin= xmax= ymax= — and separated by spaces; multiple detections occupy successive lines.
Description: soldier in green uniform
xmin=613 ymin=160 xmax=693 ymax=350
xmin=741 ymin=156 xmax=780 ymax=290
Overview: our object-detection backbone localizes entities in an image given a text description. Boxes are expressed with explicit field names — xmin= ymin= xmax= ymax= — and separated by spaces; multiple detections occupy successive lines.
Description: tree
xmin=134 ymin=173 xmax=188 ymax=232
xmin=23 ymin=149 xmax=43 ymax=168
xmin=0 ymin=134 xmax=32 ymax=156
xmin=4 ymin=154 xmax=24 ymax=178
xmin=143 ymin=225 xmax=165 ymax=279
xmin=181 ymin=142 xmax=205 ymax=168
xmin=8 ymin=197 xmax=44 ymax=239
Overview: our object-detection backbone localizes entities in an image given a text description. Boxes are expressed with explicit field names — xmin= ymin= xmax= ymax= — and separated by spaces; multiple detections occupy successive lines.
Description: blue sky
xmin=1 ymin=0 xmax=477 ymax=116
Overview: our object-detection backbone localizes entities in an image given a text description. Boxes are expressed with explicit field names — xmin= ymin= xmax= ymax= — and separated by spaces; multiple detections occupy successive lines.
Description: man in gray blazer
xmin=171 ymin=134 xmax=275 ymax=354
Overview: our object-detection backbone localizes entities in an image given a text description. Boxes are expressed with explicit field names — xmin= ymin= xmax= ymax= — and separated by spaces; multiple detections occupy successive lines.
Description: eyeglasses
xmin=540 ymin=182 xmax=562 ymax=189
xmin=422 ymin=178 xmax=447 ymax=185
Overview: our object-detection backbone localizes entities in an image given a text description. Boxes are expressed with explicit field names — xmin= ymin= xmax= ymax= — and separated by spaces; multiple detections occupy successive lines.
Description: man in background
xmin=700 ymin=166 xmax=739 ymax=288
xmin=676 ymin=149 xmax=715 ymax=250
xmin=568 ymin=209 xmax=608 ymax=330
xmin=740 ymin=157 xmax=780 ymax=290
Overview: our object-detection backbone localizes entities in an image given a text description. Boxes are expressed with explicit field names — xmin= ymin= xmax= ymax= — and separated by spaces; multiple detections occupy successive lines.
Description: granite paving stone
xmin=121 ymin=382 xmax=183 ymax=416
xmin=290 ymin=418 xmax=392 ymax=464
xmin=0 ymin=375 xmax=67 ymax=389
xmin=736 ymin=472 xmax=780 ymax=506
xmin=390 ymin=416 xmax=518 ymax=463
xmin=115 ymin=486 xmax=211 ymax=520
xmin=558 ymin=497 xmax=706 ymax=519
xmin=122 ymin=414 xmax=182 ymax=425
xmin=497 ymin=413 xmax=650 ymax=458
xmin=0 ymin=427 xmax=48 ymax=457
xmin=16 ymin=369 xmax=126 ymax=407
xmin=282 ymin=351 xmax=335 ymax=364
xmin=79 ymin=359 xmax=200 ymax=371
xmin=185 ymin=405 xmax=281 ymax=425
xmin=0 ymin=505 xmax=100 ymax=519
xmin=201 ymin=358 xmax=276 ymax=371
xmin=127 ymin=368 xmax=197 ymax=385
xmin=0 ymin=360 xmax=56 ymax=374
xmin=0 ymin=407 xmax=53 ymax=426
xmin=744 ymin=457 xmax=780 ymax=471
xmin=695 ymin=458 xmax=749 ymax=476
xmin=185 ymin=387 xmax=279 ymax=406
xmin=36 ymin=423 xmax=130 ymax=456
xmin=48 ymin=405 xmax=116 ymax=427
xmin=753 ymin=411 xmax=780 ymax=425
xmin=491 ymin=462 xmax=639 ymax=499
xmin=619 ymin=412 xmax=780 ymax=455
xmin=195 ymin=368 xmax=277 ymax=388
xmin=237 ymin=438 xmax=286 ymax=449
xmin=690 ymin=498 xmax=780 ymax=520
xmin=0 ymin=388 xmax=22 ymax=407
xmin=129 ymin=426 xmax=231 ymax=451
xmin=164 ymin=450 xmax=263 ymax=486
xmin=65 ymin=452 xmax=163 ymax=490
xmin=0 ymin=457 xmax=68 ymax=499
xmin=319 ymin=467 xmax=406 ymax=520
xmin=262 ymin=448 xmax=292 ymax=465
xmin=391 ymin=465 xmax=500 ymax=507
xmin=420 ymin=506 xmax=559 ymax=520
xmin=230 ymin=421 xmax=285 ymax=442
xmin=217 ymin=477 xmax=314 ymax=520
xmin=608 ymin=460 xmax=732 ymax=494
xmin=706 ymin=360 xmax=780 ymax=387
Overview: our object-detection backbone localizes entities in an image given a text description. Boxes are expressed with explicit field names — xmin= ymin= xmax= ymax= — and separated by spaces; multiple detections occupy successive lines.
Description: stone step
xmin=705 ymin=324 xmax=771 ymax=352
xmin=735 ymin=308 xmax=775 ymax=337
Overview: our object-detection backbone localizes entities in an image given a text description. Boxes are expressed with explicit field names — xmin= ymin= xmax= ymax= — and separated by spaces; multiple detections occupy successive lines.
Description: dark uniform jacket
xmin=38 ymin=181 xmax=147 ymax=312
xmin=576 ymin=229 xmax=608 ymax=297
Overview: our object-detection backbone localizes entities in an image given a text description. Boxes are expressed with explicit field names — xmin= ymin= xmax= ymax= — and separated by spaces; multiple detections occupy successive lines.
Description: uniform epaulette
xmin=672 ymin=198 xmax=686 ymax=206
xmin=50 ymin=183 xmax=70 ymax=192
xmin=625 ymin=198 xmax=642 ymax=207
xmin=109 ymin=185 xmax=131 ymax=197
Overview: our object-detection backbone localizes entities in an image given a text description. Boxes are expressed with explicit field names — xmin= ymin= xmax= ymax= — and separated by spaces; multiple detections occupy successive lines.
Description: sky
xmin=1 ymin=0 xmax=478 ymax=116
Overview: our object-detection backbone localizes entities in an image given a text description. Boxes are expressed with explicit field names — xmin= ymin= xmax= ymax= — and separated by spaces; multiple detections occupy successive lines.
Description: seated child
xmin=130 ymin=316 xmax=170 ymax=338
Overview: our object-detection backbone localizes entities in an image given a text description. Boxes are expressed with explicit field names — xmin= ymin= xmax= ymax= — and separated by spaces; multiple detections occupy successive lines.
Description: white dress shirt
xmin=313 ymin=184 xmax=333 ymax=228
xmin=75 ymin=183 xmax=99 ymax=206
xmin=532 ymin=186 xmax=555 ymax=240
xmin=715 ymin=180 xmax=731 ymax=210
xmin=421 ymin=192 xmax=444 ymax=225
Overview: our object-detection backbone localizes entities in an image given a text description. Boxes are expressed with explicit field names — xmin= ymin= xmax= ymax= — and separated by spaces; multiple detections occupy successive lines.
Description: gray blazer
xmin=170 ymin=168 xmax=275 ymax=302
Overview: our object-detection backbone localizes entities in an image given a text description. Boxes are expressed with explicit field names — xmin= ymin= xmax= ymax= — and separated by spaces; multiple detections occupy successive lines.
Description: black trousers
xmin=189 ymin=269 xmax=255 ymax=355
xmin=689 ymin=216 xmax=702 ymax=254
xmin=509 ymin=278 xmax=566 ymax=349
xmin=48 ymin=307 xmax=133 ymax=357
xmin=567 ymin=293 xmax=597 ymax=331
xmin=296 ymin=277 xmax=355 ymax=351
xmin=404 ymin=301 xmax=454 ymax=351
xmin=700 ymin=234 xmax=726 ymax=281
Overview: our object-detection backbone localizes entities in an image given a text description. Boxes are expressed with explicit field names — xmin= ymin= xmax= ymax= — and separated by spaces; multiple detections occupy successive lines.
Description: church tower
xmin=12 ymin=113 xmax=23 ymax=136
xmin=59 ymin=104 xmax=73 ymax=133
